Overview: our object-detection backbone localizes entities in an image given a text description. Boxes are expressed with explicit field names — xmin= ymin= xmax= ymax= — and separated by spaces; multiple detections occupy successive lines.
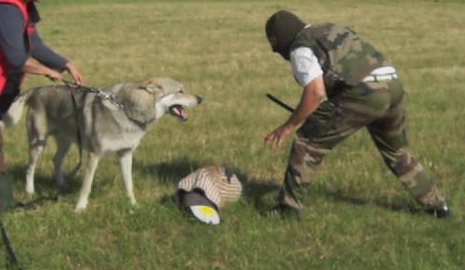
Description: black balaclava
xmin=265 ymin=10 xmax=306 ymax=60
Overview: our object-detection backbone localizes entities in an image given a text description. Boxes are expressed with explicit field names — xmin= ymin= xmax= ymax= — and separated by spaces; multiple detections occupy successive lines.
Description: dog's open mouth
xmin=169 ymin=105 xmax=187 ymax=120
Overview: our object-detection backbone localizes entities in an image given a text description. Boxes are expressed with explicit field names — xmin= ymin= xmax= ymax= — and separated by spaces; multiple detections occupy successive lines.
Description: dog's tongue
xmin=169 ymin=105 xmax=187 ymax=120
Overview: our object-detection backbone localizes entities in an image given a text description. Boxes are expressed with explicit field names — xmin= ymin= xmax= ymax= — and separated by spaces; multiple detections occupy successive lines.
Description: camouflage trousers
xmin=279 ymin=79 xmax=447 ymax=210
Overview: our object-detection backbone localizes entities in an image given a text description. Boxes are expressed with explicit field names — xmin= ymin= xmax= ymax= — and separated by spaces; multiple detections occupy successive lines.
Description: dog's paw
xmin=25 ymin=188 xmax=35 ymax=195
xmin=74 ymin=206 xmax=87 ymax=213
xmin=75 ymin=201 xmax=88 ymax=212
xmin=25 ymin=181 xmax=35 ymax=195
xmin=130 ymin=197 xmax=137 ymax=205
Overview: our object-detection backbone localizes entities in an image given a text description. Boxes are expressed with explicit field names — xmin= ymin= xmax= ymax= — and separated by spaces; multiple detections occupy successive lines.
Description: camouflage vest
xmin=290 ymin=23 xmax=389 ymax=91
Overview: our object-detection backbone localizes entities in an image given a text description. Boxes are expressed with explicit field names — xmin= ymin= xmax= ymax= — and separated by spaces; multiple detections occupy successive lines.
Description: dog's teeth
xmin=170 ymin=105 xmax=187 ymax=120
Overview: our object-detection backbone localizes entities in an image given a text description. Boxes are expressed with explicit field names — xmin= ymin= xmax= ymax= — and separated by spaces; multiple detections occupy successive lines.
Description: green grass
xmin=1 ymin=0 xmax=464 ymax=269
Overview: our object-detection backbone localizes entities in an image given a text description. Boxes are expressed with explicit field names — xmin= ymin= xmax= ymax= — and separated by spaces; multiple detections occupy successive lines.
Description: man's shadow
xmin=313 ymin=185 xmax=422 ymax=215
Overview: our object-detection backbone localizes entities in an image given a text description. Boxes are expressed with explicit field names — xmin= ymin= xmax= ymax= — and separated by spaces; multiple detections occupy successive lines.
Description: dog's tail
xmin=2 ymin=89 xmax=34 ymax=127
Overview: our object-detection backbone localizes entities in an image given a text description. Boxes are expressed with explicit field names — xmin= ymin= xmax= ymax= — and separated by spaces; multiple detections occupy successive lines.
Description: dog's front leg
xmin=118 ymin=149 xmax=137 ymax=206
xmin=75 ymin=152 xmax=101 ymax=211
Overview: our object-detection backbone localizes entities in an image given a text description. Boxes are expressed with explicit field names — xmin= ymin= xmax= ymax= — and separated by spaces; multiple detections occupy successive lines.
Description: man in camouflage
xmin=263 ymin=10 xmax=450 ymax=218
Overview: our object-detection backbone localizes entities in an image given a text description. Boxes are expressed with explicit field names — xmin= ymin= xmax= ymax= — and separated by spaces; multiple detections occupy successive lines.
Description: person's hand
xmin=45 ymin=69 xmax=62 ymax=83
xmin=264 ymin=123 xmax=294 ymax=149
xmin=65 ymin=62 xmax=84 ymax=85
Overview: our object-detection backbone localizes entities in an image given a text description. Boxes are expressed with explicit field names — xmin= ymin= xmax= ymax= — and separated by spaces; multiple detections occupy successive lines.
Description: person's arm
xmin=284 ymin=76 xmax=326 ymax=128
xmin=0 ymin=4 xmax=61 ymax=82
xmin=30 ymin=29 xmax=67 ymax=71
xmin=21 ymin=57 xmax=62 ymax=82
xmin=264 ymin=47 xmax=326 ymax=149
xmin=264 ymin=77 xmax=326 ymax=148
xmin=30 ymin=28 xmax=84 ymax=84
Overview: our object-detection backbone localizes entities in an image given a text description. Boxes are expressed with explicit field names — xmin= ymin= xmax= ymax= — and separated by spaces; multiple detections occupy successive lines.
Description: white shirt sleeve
xmin=290 ymin=46 xmax=323 ymax=87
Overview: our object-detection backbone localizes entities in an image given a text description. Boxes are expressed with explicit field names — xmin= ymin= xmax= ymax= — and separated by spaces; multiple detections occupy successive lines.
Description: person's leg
xmin=277 ymin=137 xmax=328 ymax=210
xmin=0 ymin=123 xmax=6 ymax=173
xmin=275 ymin=78 xmax=411 ymax=213
xmin=367 ymin=80 xmax=448 ymax=215
xmin=0 ymin=86 xmax=21 ymax=210
xmin=0 ymin=84 xmax=20 ymax=173
xmin=276 ymin=94 xmax=385 ymax=211
xmin=0 ymin=123 xmax=16 ymax=211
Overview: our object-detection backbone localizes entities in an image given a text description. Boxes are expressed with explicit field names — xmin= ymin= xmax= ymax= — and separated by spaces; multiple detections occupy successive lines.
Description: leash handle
xmin=266 ymin=93 xmax=294 ymax=112
xmin=61 ymin=79 xmax=80 ymax=88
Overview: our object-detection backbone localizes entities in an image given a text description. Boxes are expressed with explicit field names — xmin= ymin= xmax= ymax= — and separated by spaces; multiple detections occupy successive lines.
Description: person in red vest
xmin=0 ymin=0 xmax=84 ymax=208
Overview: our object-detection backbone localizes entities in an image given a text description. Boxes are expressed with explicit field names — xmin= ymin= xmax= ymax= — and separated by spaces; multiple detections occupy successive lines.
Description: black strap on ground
xmin=14 ymin=193 xmax=59 ymax=210
xmin=1 ymin=194 xmax=58 ymax=270
xmin=1 ymin=220 xmax=24 ymax=270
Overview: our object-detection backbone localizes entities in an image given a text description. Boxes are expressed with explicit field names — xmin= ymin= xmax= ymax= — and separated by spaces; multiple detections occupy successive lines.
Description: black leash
xmin=62 ymin=79 xmax=126 ymax=171
xmin=62 ymin=82 xmax=84 ymax=177
xmin=1 ymin=80 xmax=87 ymax=270
xmin=62 ymin=80 xmax=125 ymax=109
xmin=63 ymin=80 xmax=152 ymax=128
xmin=61 ymin=80 xmax=127 ymax=178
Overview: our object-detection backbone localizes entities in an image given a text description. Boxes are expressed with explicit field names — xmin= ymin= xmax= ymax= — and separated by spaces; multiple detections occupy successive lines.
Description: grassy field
xmin=1 ymin=0 xmax=464 ymax=269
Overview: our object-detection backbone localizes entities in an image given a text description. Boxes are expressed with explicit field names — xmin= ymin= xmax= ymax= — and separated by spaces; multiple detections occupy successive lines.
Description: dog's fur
xmin=4 ymin=77 xmax=202 ymax=211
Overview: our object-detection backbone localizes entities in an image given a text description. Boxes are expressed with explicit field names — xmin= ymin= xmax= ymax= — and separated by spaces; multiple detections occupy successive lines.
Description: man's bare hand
xmin=264 ymin=123 xmax=294 ymax=149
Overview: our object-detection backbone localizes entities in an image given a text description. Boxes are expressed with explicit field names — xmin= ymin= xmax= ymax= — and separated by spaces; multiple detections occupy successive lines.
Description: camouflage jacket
xmin=290 ymin=23 xmax=390 ymax=93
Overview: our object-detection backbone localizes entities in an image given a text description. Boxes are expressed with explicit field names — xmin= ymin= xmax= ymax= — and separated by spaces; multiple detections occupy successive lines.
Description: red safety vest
xmin=0 ymin=0 xmax=34 ymax=95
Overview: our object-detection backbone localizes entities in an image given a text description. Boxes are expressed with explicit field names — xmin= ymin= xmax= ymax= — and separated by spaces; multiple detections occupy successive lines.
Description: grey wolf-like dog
xmin=4 ymin=77 xmax=202 ymax=211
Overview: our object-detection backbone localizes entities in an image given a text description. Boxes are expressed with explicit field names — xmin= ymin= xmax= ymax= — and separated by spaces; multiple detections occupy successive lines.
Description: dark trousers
xmin=0 ymin=126 xmax=5 ymax=173
xmin=0 ymin=74 xmax=22 ymax=173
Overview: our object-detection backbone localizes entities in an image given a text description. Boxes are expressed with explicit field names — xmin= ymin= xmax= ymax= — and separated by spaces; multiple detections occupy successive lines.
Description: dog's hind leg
xmin=25 ymin=141 xmax=45 ymax=194
xmin=25 ymin=113 xmax=47 ymax=195
xmin=118 ymin=149 xmax=137 ymax=206
xmin=53 ymin=136 xmax=72 ymax=193
xmin=75 ymin=152 xmax=101 ymax=211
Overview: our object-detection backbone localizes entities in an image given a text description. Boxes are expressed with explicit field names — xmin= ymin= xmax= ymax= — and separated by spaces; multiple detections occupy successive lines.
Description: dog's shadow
xmin=137 ymin=157 xmax=204 ymax=185
xmin=6 ymin=164 xmax=81 ymax=205
xmin=9 ymin=157 xmax=422 ymax=217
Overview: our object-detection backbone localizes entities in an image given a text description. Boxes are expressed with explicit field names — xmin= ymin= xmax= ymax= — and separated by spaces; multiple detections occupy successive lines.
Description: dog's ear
xmin=138 ymin=84 xmax=162 ymax=94
xmin=137 ymin=78 xmax=163 ymax=94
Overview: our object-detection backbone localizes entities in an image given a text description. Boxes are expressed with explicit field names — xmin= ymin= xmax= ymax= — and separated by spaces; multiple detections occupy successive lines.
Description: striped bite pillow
xmin=176 ymin=166 xmax=242 ymax=209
